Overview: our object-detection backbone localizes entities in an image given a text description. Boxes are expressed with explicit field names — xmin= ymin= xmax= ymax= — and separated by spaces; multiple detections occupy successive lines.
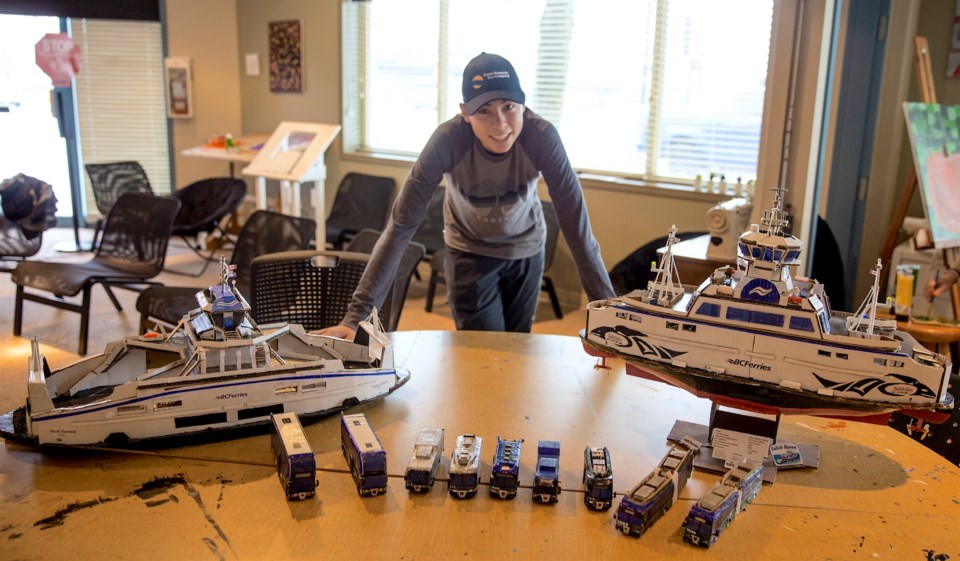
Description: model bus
xmin=582 ymin=446 xmax=613 ymax=510
xmin=448 ymin=434 xmax=482 ymax=499
xmin=270 ymin=412 xmax=317 ymax=500
xmin=340 ymin=413 xmax=388 ymax=497
xmin=615 ymin=445 xmax=694 ymax=537
xmin=489 ymin=436 xmax=523 ymax=500
xmin=683 ymin=460 xmax=764 ymax=547
xmin=405 ymin=427 xmax=445 ymax=493
xmin=532 ymin=440 xmax=561 ymax=503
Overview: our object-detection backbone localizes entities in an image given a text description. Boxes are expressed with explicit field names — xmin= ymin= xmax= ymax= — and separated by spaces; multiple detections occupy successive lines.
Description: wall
xmin=165 ymin=0 xmax=243 ymax=188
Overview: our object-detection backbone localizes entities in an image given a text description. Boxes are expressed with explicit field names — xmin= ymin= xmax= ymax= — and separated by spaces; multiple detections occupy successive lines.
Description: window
xmin=696 ymin=302 xmax=720 ymax=317
xmin=342 ymin=0 xmax=774 ymax=183
xmin=789 ymin=316 xmax=814 ymax=332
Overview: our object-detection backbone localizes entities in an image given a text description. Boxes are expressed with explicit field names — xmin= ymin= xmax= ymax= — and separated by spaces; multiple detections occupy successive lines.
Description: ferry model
xmin=0 ymin=260 xmax=409 ymax=447
xmin=582 ymin=188 xmax=953 ymax=422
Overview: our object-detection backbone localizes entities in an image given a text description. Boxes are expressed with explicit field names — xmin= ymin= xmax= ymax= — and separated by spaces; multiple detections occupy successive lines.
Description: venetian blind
xmin=71 ymin=18 xmax=170 ymax=220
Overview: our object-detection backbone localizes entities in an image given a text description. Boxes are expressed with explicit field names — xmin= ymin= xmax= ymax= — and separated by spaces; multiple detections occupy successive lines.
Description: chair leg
xmin=542 ymin=277 xmax=563 ymax=319
xmin=79 ymin=288 xmax=91 ymax=356
xmin=13 ymin=284 xmax=23 ymax=336
xmin=103 ymin=285 xmax=123 ymax=312
xmin=425 ymin=271 xmax=439 ymax=312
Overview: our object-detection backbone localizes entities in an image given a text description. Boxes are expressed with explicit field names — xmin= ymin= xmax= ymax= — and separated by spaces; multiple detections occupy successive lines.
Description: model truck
xmin=340 ymin=413 xmax=388 ymax=497
xmin=582 ymin=446 xmax=613 ymax=510
xmin=404 ymin=427 xmax=445 ymax=493
xmin=532 ymin=440 xmax=561 ymax=503
xmin=448 ymin=434 xmax=482 ymax=499
xmin=270 ymin=412 xmax=317 ymax=501
xmin=489 ymin=436 xmax=523 ymax=500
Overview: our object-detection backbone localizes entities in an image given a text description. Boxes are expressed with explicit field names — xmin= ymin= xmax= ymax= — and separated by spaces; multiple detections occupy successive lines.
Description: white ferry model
xmin=582 ymin=189 xmax=953 ymax=421
xmin=0 ymin=261 xmax=409 ymax=447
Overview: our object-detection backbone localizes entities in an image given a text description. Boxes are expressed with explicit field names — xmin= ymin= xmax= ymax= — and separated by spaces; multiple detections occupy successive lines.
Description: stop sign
xmin=35 ymin=33 xmax=81 ymax=87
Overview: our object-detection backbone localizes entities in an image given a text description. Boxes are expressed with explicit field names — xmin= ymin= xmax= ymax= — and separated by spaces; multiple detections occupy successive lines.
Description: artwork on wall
xmin=164 ymin=56 xmax=193 ymax=118
xmin=269 ymin=20 xmax=302 ymax=93
xmin=903 ymin=102 xmax=960 ymax=249
xmin=947 ymin=0 xmax=960 ymax=77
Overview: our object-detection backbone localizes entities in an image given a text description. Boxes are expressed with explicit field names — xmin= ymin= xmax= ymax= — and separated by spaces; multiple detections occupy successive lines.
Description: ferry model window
xmin=726 ymin=308 xmax=752 ymax=322
xmin=667 ymin=322 xmax=680 ymax=331
xmin=786 ymin=249 xmax=801 ymax=261
xmin=773 ymin=249 xmax=784 ymax=261
xmin=752 ymin=311 xmax=784 ymax=327
xmin=697 ymin=303 xmax=720 ymax=317
xmin=891 ymin=360 xmax=905 ymax=368
xmin=751 ymin=246 xmax=762 ymax=259
xmin=836 ymin=353 xmax=849 ymax=360
xmin=818 ymin=349 xmax=831 ymax=357
xmin=789 ymin=316 xmax=814 ymax=332
xmin=682 ymin=324 xmax=697 ymax=333
xmin=874 ymin=358 xmax=887 ymax=366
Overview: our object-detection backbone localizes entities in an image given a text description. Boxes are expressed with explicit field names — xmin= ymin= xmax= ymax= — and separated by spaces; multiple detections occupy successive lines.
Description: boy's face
xmin=460 ymin=99 xmax=524 ymax=154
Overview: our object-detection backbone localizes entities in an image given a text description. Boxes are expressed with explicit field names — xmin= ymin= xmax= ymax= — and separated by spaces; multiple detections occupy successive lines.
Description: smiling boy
xmin=318 ymin=52 xmax=614 ymax=337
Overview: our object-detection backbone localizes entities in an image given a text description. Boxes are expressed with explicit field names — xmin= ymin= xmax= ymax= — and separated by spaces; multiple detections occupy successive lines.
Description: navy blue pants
xmin=444 ymin=247 xmax=544 ymax=333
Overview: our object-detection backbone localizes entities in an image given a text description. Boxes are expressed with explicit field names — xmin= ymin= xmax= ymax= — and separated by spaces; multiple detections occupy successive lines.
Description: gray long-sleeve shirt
xmin=341 ymin=109 xmax=615 ymax=329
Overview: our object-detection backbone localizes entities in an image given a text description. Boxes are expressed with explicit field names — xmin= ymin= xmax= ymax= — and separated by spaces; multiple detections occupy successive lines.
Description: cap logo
xmin=471 ymin=74 xmax=483 ymax=90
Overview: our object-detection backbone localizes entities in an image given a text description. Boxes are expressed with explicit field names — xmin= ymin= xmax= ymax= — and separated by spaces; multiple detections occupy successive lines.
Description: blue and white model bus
xmin=405 ymin=427 xmax=445 ymax=493
xmin=683 ymin=460 xmax=764 ymax=547
xmin=489 ymin=436 xmax=523 ymax=500
xmin=340 ymin=413 xmax=388 ymax=497
xmin=270 ymin=412 xmax=317 ymax=501
xmin=583 ymin=446 xmax=613 ymax=510
xmin=448 ymin=434 xmax=482 ymax=499
xmin=615 ymin=446 xmax=694 ymax=537
xmin=533 ymin=440 xmax=561 ymax=503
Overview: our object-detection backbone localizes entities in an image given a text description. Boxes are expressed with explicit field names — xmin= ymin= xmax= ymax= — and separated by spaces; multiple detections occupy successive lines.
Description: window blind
xmin=71 ymin=18 xmax=170 ymax=220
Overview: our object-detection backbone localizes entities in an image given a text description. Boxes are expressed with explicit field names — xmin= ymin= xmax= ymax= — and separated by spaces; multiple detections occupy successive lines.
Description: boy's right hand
xmin=308 ymin=325 xmax=357 ymax=340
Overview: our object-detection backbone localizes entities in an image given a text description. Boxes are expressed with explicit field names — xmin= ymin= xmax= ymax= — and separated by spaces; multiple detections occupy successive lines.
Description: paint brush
xmin=925 ymin=268 xmax=939 ymax=318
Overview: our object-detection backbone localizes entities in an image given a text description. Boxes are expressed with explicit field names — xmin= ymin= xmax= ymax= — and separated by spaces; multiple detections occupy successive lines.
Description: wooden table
xmin=1 ymin=331 xmax=959 ymax=559
xmin=659 ymin=234 xmax=736 ymax=283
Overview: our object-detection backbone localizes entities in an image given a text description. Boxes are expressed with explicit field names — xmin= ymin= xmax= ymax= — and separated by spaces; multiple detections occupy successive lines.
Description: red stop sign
xmin=35 ymin=33 xmax=81 ymax=87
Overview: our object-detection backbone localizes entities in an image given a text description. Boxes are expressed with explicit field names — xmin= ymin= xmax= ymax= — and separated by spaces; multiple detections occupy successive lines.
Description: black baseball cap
xmin=461 ymin=52 xmax=526 ymax=115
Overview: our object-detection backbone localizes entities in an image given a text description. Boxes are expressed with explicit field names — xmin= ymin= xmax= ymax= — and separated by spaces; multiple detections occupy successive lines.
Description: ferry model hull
xmin=582 ymin=192 xmax=953 ymax=424
xmin=0 ymin=262 xmax=409 ymax=448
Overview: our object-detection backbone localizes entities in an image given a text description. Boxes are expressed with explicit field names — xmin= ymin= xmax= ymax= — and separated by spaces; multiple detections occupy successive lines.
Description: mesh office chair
xmin=249 ymin=250 xmax=382 ymax=330
xmin=84 ymin=161 xmax=155 ymax=249
xmin=345 ymin=229 xmax=426 ymax=331
xmin=12 ymin=193 xmax=181 ymax=355
xmin=136 ymin=210 xmax=316 ymax=333
xmin=325 ymin=173 xmax=395 ymax=249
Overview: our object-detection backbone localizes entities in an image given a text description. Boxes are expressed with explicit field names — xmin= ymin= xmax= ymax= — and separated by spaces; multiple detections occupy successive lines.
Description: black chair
xmin=84 ymin=161 xmax=155 ymax=249
xmin=0 ymin=215 xmax=42 ymax=273
xmin=136 ymin=210 xmax=317 ymax=333
xmin=888 ymin=373 xmax=960 ymax=467
xmin=168 ymin=177 xmax=248 ymax=276
xmin=425 ymin=200 xmax=563 ymax=319
xmin=608 ymin=230 xmax=709 ymax=296
xmin=12 ymin=193 xmax=181 ymax=355
xmin=325 ymin=172 xmax=395 ymax=249
xmin=346 ymin=229 xmax=426 ymax=331
xmin=249 ymin=250 xmax=380 ymax=331
xmin=810 ymin=216 xmax=846 ymax=312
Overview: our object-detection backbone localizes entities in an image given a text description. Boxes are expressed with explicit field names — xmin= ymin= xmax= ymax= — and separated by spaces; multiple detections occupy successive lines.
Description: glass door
xmin=0 ymin=15 xmax=73 ymax=219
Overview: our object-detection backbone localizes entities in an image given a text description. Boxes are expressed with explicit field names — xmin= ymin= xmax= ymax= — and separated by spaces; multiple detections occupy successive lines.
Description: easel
xmin=879 ymin=36 xmax=960 ymax=319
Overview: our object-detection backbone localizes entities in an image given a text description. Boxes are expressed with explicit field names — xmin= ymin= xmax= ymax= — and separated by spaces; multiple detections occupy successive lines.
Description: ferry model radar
xmin=0 ymin=259 xmax=409 ymax=447
xmin=582 ymin=188 xmax=952 ymax=423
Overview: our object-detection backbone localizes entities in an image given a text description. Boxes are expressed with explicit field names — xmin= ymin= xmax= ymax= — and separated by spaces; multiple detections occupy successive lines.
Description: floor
xmin=0 ymin=226 xmax=588 ymax=386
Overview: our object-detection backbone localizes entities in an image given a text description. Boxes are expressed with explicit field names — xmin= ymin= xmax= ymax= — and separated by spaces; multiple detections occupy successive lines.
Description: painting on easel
xmin=904 ymin=102 xmax=960 ymax=249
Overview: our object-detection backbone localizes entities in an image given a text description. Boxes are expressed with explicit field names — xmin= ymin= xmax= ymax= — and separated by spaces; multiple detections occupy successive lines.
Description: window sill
xmin=341 ymin=150 xmax=729 ymax=203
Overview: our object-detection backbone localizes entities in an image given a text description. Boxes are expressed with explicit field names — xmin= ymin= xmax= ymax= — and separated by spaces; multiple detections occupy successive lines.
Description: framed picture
xmin=269 ymin=20 xmax=302 ymax=93
xmin=164 ymin=57 xmax=193 ymax=118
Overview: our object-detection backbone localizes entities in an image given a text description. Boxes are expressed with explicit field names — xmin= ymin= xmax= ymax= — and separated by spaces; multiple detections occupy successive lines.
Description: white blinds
xmin=71 ymin=18 xmax=170 ymax=219
xmin=341 ymin=0 xmax=773 ymax=184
